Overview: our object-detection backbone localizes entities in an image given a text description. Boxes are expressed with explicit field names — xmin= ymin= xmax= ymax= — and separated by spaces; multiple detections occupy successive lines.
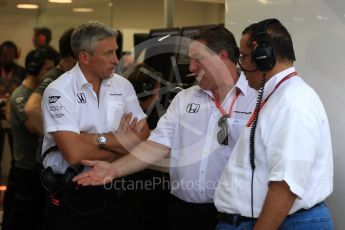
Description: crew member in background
xmin=0 ymin=40 xmax=26 ymax=187
xmin=25 ymin=28 xmax=76 ymax=135
xmin=2 ymin=46 xmax=57 ymax=230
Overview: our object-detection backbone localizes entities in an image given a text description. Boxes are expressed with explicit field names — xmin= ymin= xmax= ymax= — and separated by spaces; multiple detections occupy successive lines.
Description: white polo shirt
xmin=214 ymin=67 xmax=333 ymax=217
xmin=42 ymin=64 xmax=146 ymax=173
xmin=149 ymin=73 xmax=257 ymax=203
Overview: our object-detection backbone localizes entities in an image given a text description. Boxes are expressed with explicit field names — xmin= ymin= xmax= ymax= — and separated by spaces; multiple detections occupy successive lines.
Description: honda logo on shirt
xmin=77 ymin=93 xmax=86 ymax=103
xmin=186 ymin=103 xmax=200 ymax=113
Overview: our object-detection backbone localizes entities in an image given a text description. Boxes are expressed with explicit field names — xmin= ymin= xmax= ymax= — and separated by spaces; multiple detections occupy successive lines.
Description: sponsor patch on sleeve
xmin=48 ymin=96 xmax=61 ymax=104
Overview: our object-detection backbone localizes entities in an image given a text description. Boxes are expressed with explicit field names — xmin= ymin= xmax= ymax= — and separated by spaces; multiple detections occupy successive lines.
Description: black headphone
xmin=40 ymin=146 xmax=84 ymax=192
xmin=25 ymin=47 xmax=49 ymax=76
xmin=252 ymin=18 xmax=280 ymax=71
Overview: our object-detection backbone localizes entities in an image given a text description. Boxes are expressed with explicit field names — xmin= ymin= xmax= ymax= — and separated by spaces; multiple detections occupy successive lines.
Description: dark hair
xmin=191 ymin=25 xmax=239 ymax=63
xmin=34 ymin=27 xmax=52 ymax=44
xmin=242 ymin=19 xmax=296 ymax=62
xmin=25 ymin=47 xmax=58 ymax=76
xmin=124 ymin=63 xmax=161 ymax=101
xmin=116 ymin=30 xmax=123 ymax=59
xmin=59 ymin=28 xmax=75 ymax=59
xmin=0 ymin=40 xmax=18 ymax=56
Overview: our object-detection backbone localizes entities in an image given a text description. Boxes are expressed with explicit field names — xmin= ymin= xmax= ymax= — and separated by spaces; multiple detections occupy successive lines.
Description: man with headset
xmin=2 ymin=46 xmax=57 ymax=230
xmin=214 ymin=18 xmax=334 ymax=229
xmin=25 ymin=28 xmax=76 ymax=135
xmin=73 ymin=25 xmax=257 ymax=230
xmin=41 ymin=21 xmax=149 ymax=229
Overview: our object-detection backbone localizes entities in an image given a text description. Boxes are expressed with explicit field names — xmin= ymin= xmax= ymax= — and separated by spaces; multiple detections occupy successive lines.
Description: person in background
xmin=214 ymin=18 xmax=334 ymax=230
xmin=2 ymin=46 xmax=57 ymax=230
xmin=73 ymin=25 xmax=257 ymax=230
xmin=32 ymin=27 xmax=60 ymax=65
xmin=25 ymin=28 xmax=76 ymax=135
xmin=33 ymin=27 xmax=52 ymax=49
xmin=123 ymin=63 xmax=170 ymax=230
xmin=0 ymin=40 xmax=26 ymax=186
xmin=124 ymin=62 xmax=161 ymax=128
xmin=41 ymin=21 xmax=149 ymax=230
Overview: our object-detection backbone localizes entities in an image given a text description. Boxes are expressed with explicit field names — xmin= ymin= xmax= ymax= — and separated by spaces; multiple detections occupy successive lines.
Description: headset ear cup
xmin=25 ymin=48 xmax=46 ymax=76
xmin=253 ymin=42 xmax=276 ymax=71
xmin=38 ymin=34 xmax=46 ymax=45
xmin=60 ymin=167 xmax=77 ymax=191
xmin=253 ymin=19 xmax=278 ymax=71
xmin=40 ymin=166 xmax=59 ymax=191
xmin=142 ymin=82 xmax=154 ymax=92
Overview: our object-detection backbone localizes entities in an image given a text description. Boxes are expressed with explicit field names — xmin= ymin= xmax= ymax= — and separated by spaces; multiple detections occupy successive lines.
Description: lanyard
xmin=211 ymin=88 xmax=241 ymax=117
xmin=1 ymin=67 xmax=14 ymax=82
xmin=246 ymin=71 xmax=298 ymax=127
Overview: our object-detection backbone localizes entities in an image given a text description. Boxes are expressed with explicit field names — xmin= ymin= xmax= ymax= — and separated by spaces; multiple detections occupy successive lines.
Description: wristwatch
xmin=97 ymin=134 xmax=107 ymax=148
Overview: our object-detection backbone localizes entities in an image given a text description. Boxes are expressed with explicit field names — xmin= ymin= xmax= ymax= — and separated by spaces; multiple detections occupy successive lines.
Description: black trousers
xmin=127 ymin=169 xmax=171 ymax=230
xmin=2 ymin=167 xmax=45 ymax=230
xmin=43 ymin=184 xmax=136 ymax=230
xmin=169 ymin=195 xmax=218 ymax=230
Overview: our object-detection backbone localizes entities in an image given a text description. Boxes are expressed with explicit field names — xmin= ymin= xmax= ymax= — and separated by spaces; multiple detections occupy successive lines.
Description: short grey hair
xmin=71 ymin=21 xmax=116 ymax=57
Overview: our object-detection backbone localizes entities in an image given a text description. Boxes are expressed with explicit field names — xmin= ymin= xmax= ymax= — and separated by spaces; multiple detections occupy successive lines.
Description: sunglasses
xmin=217 ymin=115 xmax=229 ymax=145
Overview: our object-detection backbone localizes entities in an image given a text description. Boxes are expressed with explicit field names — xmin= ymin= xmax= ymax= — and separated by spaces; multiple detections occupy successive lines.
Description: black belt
xmin=171 ymin=195 xmax=217 ymax=213
xmin=217 ymin=212 xmax=256 ymax=226
xmin=218 ymin=202 xmax=323 ymax=226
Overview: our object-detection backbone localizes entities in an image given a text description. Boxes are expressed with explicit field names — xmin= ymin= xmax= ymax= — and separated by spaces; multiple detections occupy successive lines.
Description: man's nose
xmin=189 ymin=59 xmax=198 ymax=72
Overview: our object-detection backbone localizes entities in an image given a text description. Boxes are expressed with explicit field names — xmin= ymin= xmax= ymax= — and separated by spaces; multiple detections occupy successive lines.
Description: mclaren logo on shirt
xmin=48 ymin=96 xmax=60 ymax=104
xmin=186 ymin=103 xmax=200 ymax=113
xmin=77 ymin=93 xmax=86 ymax=103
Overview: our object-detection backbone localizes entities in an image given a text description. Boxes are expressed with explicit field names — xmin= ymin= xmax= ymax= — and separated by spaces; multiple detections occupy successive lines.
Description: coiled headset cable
xmin=249 ymin=73 xmax=266 ymax=220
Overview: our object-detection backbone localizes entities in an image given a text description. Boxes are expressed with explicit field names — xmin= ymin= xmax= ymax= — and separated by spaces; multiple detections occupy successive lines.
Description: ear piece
xmin=38 ymin=34 xmax=46 ymax=45
xmin=142 ymin=82 xmax=154 ymax=92
xmin=252 ymin=18 xmax=279 ymax=72
xmin=25 ymin=48 xmax=47 ymax=76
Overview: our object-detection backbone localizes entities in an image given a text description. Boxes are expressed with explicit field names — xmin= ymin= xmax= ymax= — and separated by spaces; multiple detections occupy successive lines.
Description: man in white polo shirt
xmin=214 ymin=19 xmax=334 ymax=229
xmin=41 ymin=21 xmax=149 ymax=230
xmin=73 ymin=25 xmax=257 ymax=230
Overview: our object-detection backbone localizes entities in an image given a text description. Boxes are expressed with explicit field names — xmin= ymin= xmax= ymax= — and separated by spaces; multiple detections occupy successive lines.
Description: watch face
xmin=100 ymin=136 xmax=106 ymax=142
xmin=98 ymin=136 xmax=107 ymax=145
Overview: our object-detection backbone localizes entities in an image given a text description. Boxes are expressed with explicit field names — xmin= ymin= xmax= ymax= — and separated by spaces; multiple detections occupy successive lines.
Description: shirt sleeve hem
xmin=269 ymin=175 xmax=305 ymax=199
xmin=45 ymin=125 xmax=80 ymax=134
xmin=148 ymin=135 xmax=171 ymax=148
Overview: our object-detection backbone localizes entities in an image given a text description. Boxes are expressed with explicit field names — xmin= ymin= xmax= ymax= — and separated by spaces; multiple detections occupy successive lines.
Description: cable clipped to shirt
xmin=249 ymin=73 xmax=266 ymax=220
xmin=247 ymin=71 xmax=297 ymax=220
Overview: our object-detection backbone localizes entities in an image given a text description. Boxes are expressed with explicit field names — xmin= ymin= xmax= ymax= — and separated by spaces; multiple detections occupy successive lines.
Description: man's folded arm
xmin=51 ymin=131 xmax=117 ymax=165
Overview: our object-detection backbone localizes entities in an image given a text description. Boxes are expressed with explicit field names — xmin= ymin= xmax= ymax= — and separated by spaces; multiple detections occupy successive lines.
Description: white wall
xmin=0 ymin=0 xmax=224 ymax=65
xmin=225 ymin=0 xmax=345 ymax=229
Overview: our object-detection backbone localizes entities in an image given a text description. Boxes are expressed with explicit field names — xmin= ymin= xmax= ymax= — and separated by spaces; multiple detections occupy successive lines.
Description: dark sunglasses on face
xmin=217 ymin=115 xmax=229 ymax=145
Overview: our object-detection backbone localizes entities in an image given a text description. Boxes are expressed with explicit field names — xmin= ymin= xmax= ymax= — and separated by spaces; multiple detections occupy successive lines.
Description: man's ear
xmin=218 ymin=49 xmax=229 ymax=60
xmin=252 ymin=40 xmax=257 ymax=49
xmin=78 ymin=51 xmax=89 ymax=65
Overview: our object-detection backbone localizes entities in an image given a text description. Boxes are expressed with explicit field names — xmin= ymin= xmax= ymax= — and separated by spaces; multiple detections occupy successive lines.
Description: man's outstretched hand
xmin=72 ymin=160 xmax=117 ymax=186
